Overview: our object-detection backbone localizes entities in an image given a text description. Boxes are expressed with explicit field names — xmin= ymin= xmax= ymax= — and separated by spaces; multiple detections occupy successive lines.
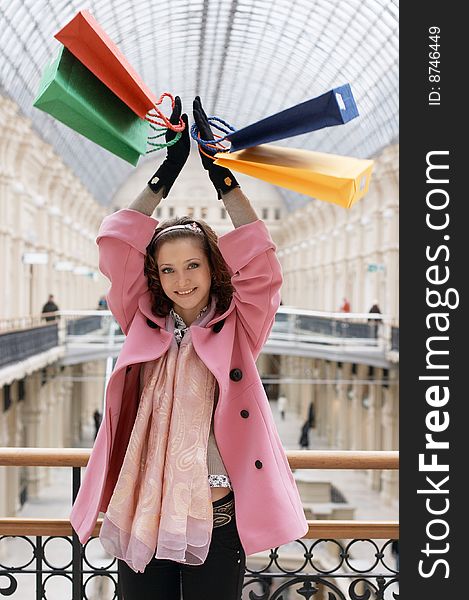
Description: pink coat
xmin=70 ymin=208 xmax=308 ymax=556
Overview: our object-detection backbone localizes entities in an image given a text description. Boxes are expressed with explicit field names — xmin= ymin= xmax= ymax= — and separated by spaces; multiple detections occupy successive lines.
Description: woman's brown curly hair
xmin=144 ymin=216 xmax=234 ymax=317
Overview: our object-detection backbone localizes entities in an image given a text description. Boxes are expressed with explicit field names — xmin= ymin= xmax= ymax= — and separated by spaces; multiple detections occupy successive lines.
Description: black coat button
xmin=240 ymin=410 xmax=249 ymax=418
xmin=146 ymin=318 xmax=159 ymax=329
xmin=230 ymin=368 xmax=243 ymax=382
xmin=212 ymin=319 xmax=225 ymax=333
xmin=255 ymin=460 xmax=263 ymax=469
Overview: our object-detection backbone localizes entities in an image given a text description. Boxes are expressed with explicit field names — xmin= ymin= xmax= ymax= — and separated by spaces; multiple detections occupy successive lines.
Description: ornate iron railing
xmin=0 ymin=538 xmax=399 ymax=599
xmin=0 ymin=450 xmax=398 ymax=599
xmin=243 ymin=538 xmax=399 ymax=599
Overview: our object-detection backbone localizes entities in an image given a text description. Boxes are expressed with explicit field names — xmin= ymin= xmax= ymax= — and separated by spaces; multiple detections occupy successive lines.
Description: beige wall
xmin=0 ymin=94 xmax=108 ymax=517
xmin=0 ymin=95 xmax=108 ymax=319
xmin=277 ymin=144 xmax=399 ymax=317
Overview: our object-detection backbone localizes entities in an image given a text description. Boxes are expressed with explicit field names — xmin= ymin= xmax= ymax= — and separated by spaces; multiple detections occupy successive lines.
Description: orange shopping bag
xmin=214 ymin=146 xmax=374 ymax=208
xmin=55 ymin=10 xmax=157 ymax=119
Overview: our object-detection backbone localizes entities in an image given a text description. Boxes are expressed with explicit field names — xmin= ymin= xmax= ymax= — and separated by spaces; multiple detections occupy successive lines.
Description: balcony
xmin=0 ymin=449 xmax=399 ymax=599
xmin=0 ymin=323 xmax=59 ymax=369
xmin=0 ymin=309 xmax=399 ymax=373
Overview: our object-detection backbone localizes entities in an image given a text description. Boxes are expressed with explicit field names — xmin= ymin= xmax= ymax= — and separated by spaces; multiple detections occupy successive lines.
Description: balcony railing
xmin=0 ymin=324 xmax=59 ymax=369
xmin=0 ymin=309 xmax=399 ymax=373
xmin=0 ymin=449 xmax=399 ymax=599
xmin=272 ymin=308 xmax=389 ymax=347
xmin=66 ymin=315 xmax=104 ymax=336
xmin=391 ymin=326 xmax=399 ymax=352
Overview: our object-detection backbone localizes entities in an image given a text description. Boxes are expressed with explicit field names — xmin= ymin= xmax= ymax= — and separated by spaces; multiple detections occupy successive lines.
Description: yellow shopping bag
xmin=214 ymin=145 xmax=374 ymax=208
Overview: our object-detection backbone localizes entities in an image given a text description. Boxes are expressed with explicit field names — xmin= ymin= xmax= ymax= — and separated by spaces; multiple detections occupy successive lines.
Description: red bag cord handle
xmin=146 ymin=92 xmax=185 ymax=132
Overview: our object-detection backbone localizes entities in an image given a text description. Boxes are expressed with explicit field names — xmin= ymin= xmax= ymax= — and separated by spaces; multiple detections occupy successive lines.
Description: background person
xmin=299 ymin=420 xmax=311 ymax=450
xmin=340 ymin=297 xmax=351 ymax=313
xmin=277 ymin=394 xmax=287 ymax=420
xmin=367 ymin=299 xmax=382 ymax=338
xmin=41 ymin=294 xmax=59 ymax=322
xmin=93 ymin=409 xmax=102 ymax=439
xmin=277 ymin=394 xmax=287 ymax=421
xmin=368 ymin=299 xmax=382 ymax=321
xmin=97 ymin=295 xmax=108 ymax=310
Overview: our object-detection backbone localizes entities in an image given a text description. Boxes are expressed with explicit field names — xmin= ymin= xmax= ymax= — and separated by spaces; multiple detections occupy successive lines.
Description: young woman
xmin=70 ymin=97 xmax=308 ymax=599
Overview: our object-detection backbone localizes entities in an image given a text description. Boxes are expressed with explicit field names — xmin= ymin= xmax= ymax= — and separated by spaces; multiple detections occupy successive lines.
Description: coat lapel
xmin=113 ymin=291 xmax=237 ymax=377
xmin=137 ymin=291 xmax=167 ymax=328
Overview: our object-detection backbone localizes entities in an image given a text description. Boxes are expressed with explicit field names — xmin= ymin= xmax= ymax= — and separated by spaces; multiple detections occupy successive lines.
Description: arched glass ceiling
xmin=0 ymin=0 xmax=398 ymax=210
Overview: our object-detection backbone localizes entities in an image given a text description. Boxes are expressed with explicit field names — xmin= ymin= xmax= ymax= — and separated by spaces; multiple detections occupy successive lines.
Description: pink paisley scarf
xmin=99 ymin=299 xmax=218 ymax=573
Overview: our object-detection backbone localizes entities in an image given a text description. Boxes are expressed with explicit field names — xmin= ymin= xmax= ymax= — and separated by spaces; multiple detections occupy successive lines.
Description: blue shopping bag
xmin=191 ymin=84 xmax=359 ymax=153
xmin=227 ymin=83 xmax=358 ymax=151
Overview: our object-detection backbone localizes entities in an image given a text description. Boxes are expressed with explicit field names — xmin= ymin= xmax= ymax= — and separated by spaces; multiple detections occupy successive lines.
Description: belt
xmin=212 ymin=492 xmax=236 ymax=528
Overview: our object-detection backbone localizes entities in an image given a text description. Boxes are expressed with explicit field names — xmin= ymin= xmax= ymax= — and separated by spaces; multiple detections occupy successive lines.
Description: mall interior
xmin=0 ymin=1 xmax=398 ymax=598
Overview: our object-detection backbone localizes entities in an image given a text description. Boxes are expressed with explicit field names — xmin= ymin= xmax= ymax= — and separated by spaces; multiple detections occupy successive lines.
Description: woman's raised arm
xmin=128 ymin=186 xmax=164 ymax=216
xmin=192 ymin=96 xmax=259 ymax=228
xmin=220 ymin=187 xmax=259 ymax=228
xmin=128 ymin=95 xmax=190 ymax=215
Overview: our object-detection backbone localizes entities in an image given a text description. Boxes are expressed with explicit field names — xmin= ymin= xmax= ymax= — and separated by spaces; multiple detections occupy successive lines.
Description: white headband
xmin=153 ymin=222 xmax=203 ymax=242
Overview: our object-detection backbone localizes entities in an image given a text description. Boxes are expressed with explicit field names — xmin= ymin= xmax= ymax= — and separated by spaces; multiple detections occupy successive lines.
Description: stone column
xmin=381 ymin=372 xmax=399 ymax=505
xmin=328 ymin=362 xmax=340 ymax=448
xmin=0 ymin=175 xmax=14 ymax=317
xmin=337 ymin=363 xmax=352 ymax=449
xmin=38 ymin=371 xmax=54 ymax=487
xmin=0 ymin=411 xmax=8 ymax=520
xmin=324 ymin=361 xmax=336 ymax=446
xmin=53 ymin=375 xmax=67 ymax=448
xmin=71 ymin=365 xmax=83 ymax=445
xmin=45 ymin=369 xmax=62 ymax=448
xmin=61 ymin=377 xmax=74 ymax=448
xmin=12 ymin=229 xmax=28 ymax=318
xmin=299 ymin=358 xmax=310 ymax=421
xmin=315 ymin=360 xmax=327 ymax=439
xmin=80 ymin=360 xmax=106 ymax=439
xmin=303 ymin=358 xmax=318 ymax=432
xmin=367 ymin=370 xmax=383 ymax=490
xmin=22 ymin=373 xmax=46 ymax=497
xmin=287 ymin=355 xmax=295 ymax=422
xmin=351 ymin=364 xmax=368 ymax=451
xmin=296 ymin=357 xmax=304 ymax=417
xmin=6 ymin=388 xmax=23 ymax=514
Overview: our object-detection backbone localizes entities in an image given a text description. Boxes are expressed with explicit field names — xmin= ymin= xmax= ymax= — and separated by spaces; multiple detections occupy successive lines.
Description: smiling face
xmin=156 ymin=237 xmax=212 ymax=325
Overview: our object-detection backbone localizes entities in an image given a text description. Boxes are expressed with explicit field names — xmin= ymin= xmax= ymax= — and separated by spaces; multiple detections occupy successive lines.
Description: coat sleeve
xmin=218 ymin=219 xmax=282 ymax=357
xmin=96 ymin=209 xmax=158 ymax=334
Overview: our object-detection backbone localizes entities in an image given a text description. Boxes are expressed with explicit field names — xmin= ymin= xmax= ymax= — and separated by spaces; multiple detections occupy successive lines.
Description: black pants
xmin=117 ymin=492 xmax=246 ymax=600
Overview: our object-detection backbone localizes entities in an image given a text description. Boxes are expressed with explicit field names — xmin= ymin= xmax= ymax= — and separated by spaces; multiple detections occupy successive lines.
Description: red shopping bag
xmin=55 ymin=10 xmax=157 ymax=119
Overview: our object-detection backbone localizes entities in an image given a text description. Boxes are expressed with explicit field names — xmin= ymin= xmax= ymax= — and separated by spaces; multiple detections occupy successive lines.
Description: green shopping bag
xmin=33 ymin=45 xmax=150 ymax=165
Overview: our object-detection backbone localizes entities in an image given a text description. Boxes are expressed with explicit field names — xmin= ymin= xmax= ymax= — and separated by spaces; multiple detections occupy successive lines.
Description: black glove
xmin=148 ymin=96 xmax=190 ymax=197
xmin=193 ymin=96 xmax=239 ymax=199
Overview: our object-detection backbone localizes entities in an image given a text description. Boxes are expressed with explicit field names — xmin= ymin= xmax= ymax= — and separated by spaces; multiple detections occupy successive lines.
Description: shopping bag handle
xmin=146 ymin=124 xmax=182 ymax=152
xmin=146 ymin=92 xmax=186 ymax=133
xmin=190 ymin=117 xmax=236 ymax=152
